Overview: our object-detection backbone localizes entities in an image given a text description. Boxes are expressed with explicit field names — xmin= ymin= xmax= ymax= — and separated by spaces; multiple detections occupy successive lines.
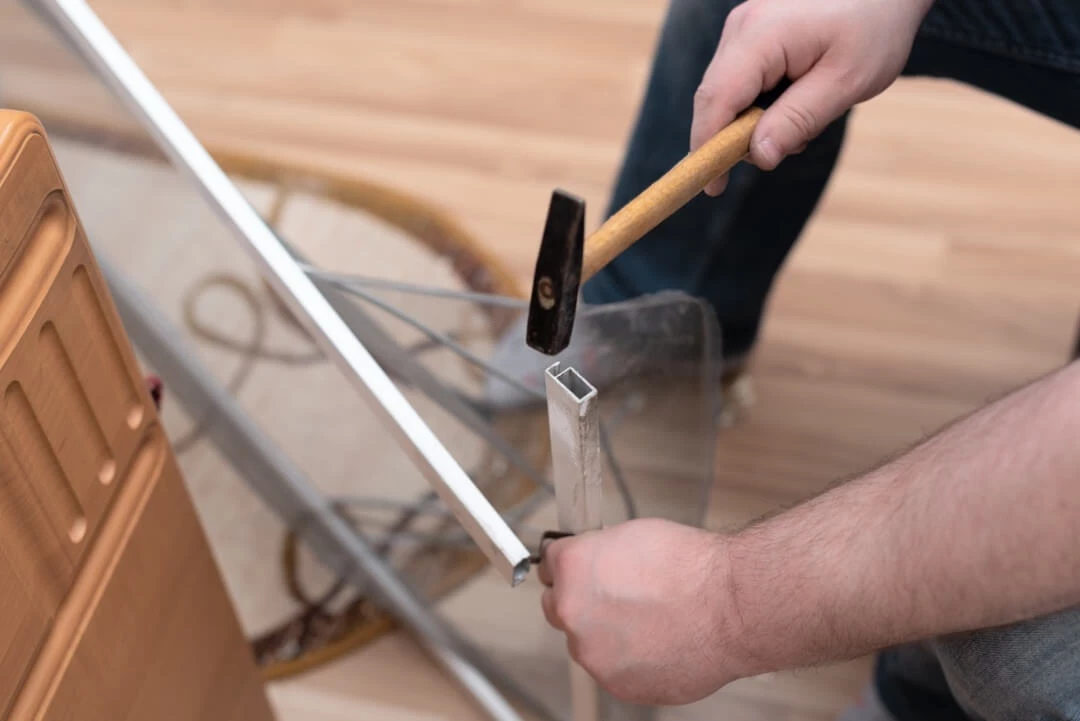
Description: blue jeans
xmin=586 ymin=0 xmax=1080 ymax=718
xmin=586 ymin=0 xmax=1080 ymax=361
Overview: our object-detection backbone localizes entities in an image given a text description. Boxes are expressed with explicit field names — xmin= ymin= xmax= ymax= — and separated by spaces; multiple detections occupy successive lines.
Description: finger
xmin=538 ymin=536 xmax=570 ymax=587
xmin=541 ymin=589 xmax=563 ymax=630
xmin=565 ymin=634 xmax=585 ymax=667
xmin=706 ymin=170 xmax=729 ymax=198
xmin=538 ymin=555 xmax=553 ymax=587
xmin=749 ymin=64 xmax=855 ymax=171
xmin=691 ymin=47 xmax=763 ymax=151
xmin=692 ymin=36 xmax=782 ymax=195
xmin=691 ymin=50 xmax=761 ymax=197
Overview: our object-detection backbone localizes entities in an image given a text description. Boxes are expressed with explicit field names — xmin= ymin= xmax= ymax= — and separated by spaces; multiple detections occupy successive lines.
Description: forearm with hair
xmin=724 ymin=360 xmax=1080 ymax=676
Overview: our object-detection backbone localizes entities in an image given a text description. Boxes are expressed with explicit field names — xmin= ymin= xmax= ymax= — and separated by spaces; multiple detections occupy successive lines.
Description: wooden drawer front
xmin=0 ymin=111 xmax=163 ymax=716
xmin=8 ymin=425 xmax=274 ymax=721
xmin=0 ymin=547 xmax=50 ymax=719
xmin=0 ymin=196 xmax=150 ymax=552
xmin=0 ymin=110 xmax=271 ymax=721
xmin=0 ymin=112 xmax=155 ymax=714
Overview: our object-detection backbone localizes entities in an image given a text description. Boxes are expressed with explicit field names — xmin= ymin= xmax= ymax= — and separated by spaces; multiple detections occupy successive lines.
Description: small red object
xmin=146 ymin=374 xmax=164 ymax=410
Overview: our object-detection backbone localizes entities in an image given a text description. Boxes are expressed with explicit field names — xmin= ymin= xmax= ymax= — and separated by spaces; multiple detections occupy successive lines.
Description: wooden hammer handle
xmin=581 ymin=106 xmax=763 ymax=282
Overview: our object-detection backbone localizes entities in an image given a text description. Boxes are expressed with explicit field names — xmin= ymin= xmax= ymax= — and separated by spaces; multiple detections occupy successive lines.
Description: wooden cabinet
xmin=0 ymin=110 xmax=275 ymax=721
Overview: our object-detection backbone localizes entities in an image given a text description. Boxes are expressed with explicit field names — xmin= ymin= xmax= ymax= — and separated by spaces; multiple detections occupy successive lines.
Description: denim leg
xmin=587 ymin=0 xmax=1080 ymax=361
xmin=875 ymin=613 xmax=1080 ymax=721
xmin=582 ymin=0 xmax=850 ymax=359
xmin=874 ymin=644 xmax=972 ymax=721
xmin=868 ymin=2 xmax=1080 ymax=717
xmin=905 ymin=0 xmax=1080 ymax=128
xmin=923 ymin=607 xmax=1080 ymax=720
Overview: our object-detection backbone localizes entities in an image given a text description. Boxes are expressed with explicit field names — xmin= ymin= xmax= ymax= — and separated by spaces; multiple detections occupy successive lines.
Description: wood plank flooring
xmin=41 ymin=0 xmax=1080 ymax=718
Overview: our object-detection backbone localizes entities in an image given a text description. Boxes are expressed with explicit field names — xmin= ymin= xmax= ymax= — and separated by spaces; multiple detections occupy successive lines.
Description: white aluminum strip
xmin=35 ymin=0 xmax=531 ymax=585
xmin=544 ymin=362 xmax=602 ymax=721
xmin=102 ymin=255 xmax=538 ymax=721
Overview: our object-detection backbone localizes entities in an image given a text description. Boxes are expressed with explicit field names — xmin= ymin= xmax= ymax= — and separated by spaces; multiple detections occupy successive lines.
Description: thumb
xmin=749 ymin=66 xmax=854 ymax=171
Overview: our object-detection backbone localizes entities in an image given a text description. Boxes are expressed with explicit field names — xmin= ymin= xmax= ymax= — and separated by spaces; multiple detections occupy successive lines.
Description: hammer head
xmin=526 ymin=189 xmax=586 ymax=355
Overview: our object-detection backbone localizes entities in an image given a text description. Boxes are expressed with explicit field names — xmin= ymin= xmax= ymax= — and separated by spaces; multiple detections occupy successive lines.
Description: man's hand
xmin=538 ymin=519 xmax=743 ymax=705
xmin=694 ymin=0 xmax=935 ymax=194
xmin=539 ymin=361 xmax=1080 ymax=710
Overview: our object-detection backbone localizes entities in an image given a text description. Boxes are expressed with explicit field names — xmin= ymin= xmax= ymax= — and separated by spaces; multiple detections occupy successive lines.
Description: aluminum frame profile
xmin=544 ymin=364 xmax=656 ymax=721
xmin=31 ymin=0 xmax=531 ymax=585
xmin=544 ymin=362 xmax=603 ymax=721
xmin=544 ymin=363 xmax=603 ymax=537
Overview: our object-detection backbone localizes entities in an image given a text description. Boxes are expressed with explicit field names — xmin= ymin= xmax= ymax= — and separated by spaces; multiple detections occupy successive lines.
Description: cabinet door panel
xmin=26 ymin=432 xmax=274 ymax=721
xmin=0 ymin=110 xmax=275 ymax=721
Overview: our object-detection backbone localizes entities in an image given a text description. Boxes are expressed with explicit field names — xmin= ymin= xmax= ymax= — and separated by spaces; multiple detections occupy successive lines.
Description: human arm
xmin=692 ymin=0 xmax=936 ymax=195
xmin=726 ymin=359 xmax=1080 ymax=677
xmin=539 ymin=360 xmax=1080 ymax=704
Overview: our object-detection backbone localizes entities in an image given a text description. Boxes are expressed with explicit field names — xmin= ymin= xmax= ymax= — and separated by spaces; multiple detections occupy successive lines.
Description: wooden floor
xmin=46 ymin=0 xmax=1080 ymax=718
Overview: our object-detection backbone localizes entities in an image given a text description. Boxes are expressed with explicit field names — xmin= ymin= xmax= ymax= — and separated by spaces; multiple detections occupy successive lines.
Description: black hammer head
xmin=526 ymin=189 xmax=586 ymax=355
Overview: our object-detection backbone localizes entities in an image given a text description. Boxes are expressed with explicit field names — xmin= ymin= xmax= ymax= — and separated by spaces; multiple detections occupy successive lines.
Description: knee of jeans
xmin=933 ymin=608 xmax=1080 ymax=720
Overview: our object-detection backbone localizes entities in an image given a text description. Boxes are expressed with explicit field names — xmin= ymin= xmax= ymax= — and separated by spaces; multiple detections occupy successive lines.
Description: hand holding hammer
xmin=526 ymin=80 xmax=791 ymax=356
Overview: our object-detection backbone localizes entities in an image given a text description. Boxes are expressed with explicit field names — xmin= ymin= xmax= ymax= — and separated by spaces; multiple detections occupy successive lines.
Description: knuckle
xmin=553 ymin=593 xmax=579 ymax=628
xmin=558 ymin=542 xmax=588 ymax=575
xmin=549 ymin=546 xmax=569 ymax=576
xmin=693 ymin=84 xmax=717 ymax=115
xmin=834 ymin=66 xmax=866 ymax=99
xmin=727 ymin=2 xmax=754 ymax=28
xmin=779 ymin=102 xmax=819 ymax=141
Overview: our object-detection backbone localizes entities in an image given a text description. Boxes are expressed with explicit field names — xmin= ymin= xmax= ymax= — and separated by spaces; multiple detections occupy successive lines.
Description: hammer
xmin=526 ymin=82 xmax=791 ymax=355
